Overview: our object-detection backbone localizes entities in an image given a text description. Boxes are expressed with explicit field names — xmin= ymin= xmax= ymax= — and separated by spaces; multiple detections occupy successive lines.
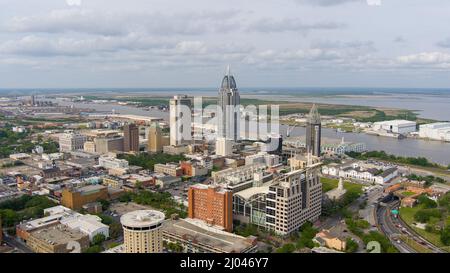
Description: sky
xmin=0 ymin=0 xmax=450 ymax=89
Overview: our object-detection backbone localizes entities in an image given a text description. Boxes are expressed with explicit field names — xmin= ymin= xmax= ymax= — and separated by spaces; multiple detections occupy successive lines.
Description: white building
xmin=419 ymin=122 xmax=450 ymax=142
xmin=60 ymin=214 xmax=109 ymax=241
xmin=170 ymin=95 xmax=192 ymax=146
xmin=98 ymin=156 xmax=129 ymax=170
xmin=59 ymin=133 xmax=87 ymax=152
xmin=216 ymin=137 xmax=233 ymax=156
xmin=321 ymin=142 xmax=366 ymax=155
xmin=372 ymin=120 xmax=417 ymax=134
xmin=29 ymin=206 xmax=110 ymax=242
xmin=339 ymin=166 xmax=396 ymax=184
xmin=12 ymin=126 xmax=27 ymax=133
xmin=245 ymin=152 xmax=280 ymax=167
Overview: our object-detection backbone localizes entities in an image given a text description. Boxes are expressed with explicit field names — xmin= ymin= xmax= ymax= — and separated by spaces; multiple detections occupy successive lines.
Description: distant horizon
xmin=1 ymin=86 xmax=450 ymax=92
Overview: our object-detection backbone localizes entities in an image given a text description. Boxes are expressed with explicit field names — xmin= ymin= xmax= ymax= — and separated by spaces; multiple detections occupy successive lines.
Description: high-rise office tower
xmin=123 ymin=123 xmax=139 ymax=152
xmin=170 ymin=95 xmax=192 ymax=146
xmin=305 ymin=104 xmax=321 ymax=157
xmin=30 ymin=95 xmax=36 ymax=106
xmin=218 ymin=66 xmax=240 ymax=142
xmin=216 ymin=137 xmax=233 ymax=156
xmin=120 ymin=210 xmax=165 ymax=253
xmin=265 ymin=162 xmax=322 ymax=235
xmin=148 ymin=123 xmax=163 ymax=153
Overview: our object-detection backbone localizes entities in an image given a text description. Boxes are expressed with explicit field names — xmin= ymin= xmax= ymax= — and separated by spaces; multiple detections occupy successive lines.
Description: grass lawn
xmin=320 ymin=177 xmax=363 ymax=194
xmin=402 ymin=191 xmax=416 ymax=197
xmin=399 ymin=207 xmax=446 ymax=249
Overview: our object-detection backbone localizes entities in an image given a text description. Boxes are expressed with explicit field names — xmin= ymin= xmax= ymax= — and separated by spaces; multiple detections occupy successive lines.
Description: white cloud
xmin=397 ymin=52 xmax=450 ymax=66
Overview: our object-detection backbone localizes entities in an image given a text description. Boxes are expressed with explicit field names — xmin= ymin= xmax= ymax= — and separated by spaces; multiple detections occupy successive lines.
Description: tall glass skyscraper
xmin=217 ymin=66 xmax=240 ymax=141
xmin=306 ymin=104 xmax=321 ymax=157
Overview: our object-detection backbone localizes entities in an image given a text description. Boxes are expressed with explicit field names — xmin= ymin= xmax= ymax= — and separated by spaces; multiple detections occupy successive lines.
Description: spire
xmin=308 ymin=104 xmax=321 ymax=124
xmin=220 ymin=65 xmax=237 ymax=90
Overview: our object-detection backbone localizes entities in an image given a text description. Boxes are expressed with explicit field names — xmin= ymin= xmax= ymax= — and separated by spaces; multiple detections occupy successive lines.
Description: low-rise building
xmin=99 ymin=156 xmax=129 ymax=170
xmin=17 ymin=205 xmax=109 ymax=243
xmin=59 ymin=133 xmax=87 ymax=152
xmin=102 ymin=176 xmax=125 ymax=189
xmin=162 ymin=218 xmax=257 ymax=253
xmin=26 ymin=224 xmax=90 ymax=253
xmin=61 ymin=185 xmax=109 ymax=210
xmin=419 ymin=122 xmax=450 ymax=142
xmin=154 ymin=163 xmax=182 ymax=177
xmin=155 ymin=175 xmax=181 ymax=189
xmin=372 ymin=120 xmax=417 ymax=135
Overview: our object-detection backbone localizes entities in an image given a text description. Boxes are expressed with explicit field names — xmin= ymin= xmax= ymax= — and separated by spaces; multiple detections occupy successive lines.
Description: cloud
xmin=247 ymin=18 xmax=346 ymax=33
xmin=0 ymin=34 xmax=171 ymax=57
xmin=295 ymin=0 xmax=360 ymax=6
xmin=397 ymin=52 xmax=450 ymax=66
xmin=436 ymin=38 xmax=450 ymax=48
xmin=3 ymin=9 xmax=241 ymax=36
xmin=394 ymin=36 xmax=406 ymax=43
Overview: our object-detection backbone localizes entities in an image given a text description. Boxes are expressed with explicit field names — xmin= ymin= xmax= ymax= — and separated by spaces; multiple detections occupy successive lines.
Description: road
xmin=2 ymin=232 xmax=33 ymax=253
xmin=376 ymin=199 xmax=445 ymax=253
xmin=376 ymin=202 xmax=416 ymax=253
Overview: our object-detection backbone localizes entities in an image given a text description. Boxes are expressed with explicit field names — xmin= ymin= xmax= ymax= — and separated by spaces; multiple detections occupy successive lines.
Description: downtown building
xmin=305 ymin=104 xmax=321 ymax=157
xmin=217 ymin=66 xmax=240 ymax=142
xmin=59 ymin=132 xmax=86 ymax=152
xmin=169 ymin=95 xmax=192 ymax=146
xmin=123 ymin=123 xmax=139 ymax=152
xmin=232 ymin=161 xmax=323 ymax=236
xmin=188 ymin=184 xmax=233 ymax=232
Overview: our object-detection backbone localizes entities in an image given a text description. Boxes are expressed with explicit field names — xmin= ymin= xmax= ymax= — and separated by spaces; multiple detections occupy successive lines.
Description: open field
xmin=399 ymin=206 xmax=447 ymax=250
xmin=320 ymin=177 xmax=364 ymax=194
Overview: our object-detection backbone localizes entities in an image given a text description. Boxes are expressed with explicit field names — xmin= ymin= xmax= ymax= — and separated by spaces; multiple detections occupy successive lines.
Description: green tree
xmin=92 ymin=233 xmax=106 ymax=245
xmin=109 ymin=222 xmax=123 ymax=239
xmin=414 ymin=209 xmax=442 ymax=223
xmin=441 ymin=226 xmax=450 ymax=246
xmin=84 ymin=245 xmax=103 ymax=253
xmin=345 ymin=238 xmax=358 ymax=253
xmin=417 ymin=195 xmax=437 ymax=208
xmin=98 ymin=199 xmax=110 ymax=211
xmin=276 ymin=243 xmax=296 ymax=253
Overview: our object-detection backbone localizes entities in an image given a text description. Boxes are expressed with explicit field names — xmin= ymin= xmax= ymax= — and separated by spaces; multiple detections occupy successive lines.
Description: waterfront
xmin=56 ymin=100 xmax=450 ymax=165
xmin=283 ymin=125 xmax=450 ymax=166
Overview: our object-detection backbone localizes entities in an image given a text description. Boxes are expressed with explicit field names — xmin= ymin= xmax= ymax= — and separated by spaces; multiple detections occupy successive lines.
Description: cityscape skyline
xmin=1 ymin=0 xmax=450 ymax=262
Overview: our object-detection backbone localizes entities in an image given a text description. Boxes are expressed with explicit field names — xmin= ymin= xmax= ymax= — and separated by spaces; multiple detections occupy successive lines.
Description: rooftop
xmin=234 ymin=182 xmax=271 ymax=200
xmin=162 ymin=218 xmax=256 ymax=253
xmin=120 ymin=210 xmax=165 ymax=228
xmin=30 ymin=224 xmax=87 ymax=245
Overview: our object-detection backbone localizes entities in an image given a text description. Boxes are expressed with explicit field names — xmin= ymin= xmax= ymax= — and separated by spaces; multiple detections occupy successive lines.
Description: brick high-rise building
xmin=188 ymin=184 xmax=233 ymax=232
xmin=123 ymin=123 xmax=139 ymax=152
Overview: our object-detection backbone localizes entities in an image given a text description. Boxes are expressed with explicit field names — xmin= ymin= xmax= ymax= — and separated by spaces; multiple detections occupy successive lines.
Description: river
xmin=56 ymin=100 xmax=450 ymax=165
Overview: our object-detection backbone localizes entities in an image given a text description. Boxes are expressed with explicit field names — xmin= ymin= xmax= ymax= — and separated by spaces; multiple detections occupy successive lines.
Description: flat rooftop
xmin=30 ymin=224 xmax=87 ymax=245
xmin=162 ymin=219 xmax=255 ymax=253
xmin=120 ymin=210 xmax=165 ymax=228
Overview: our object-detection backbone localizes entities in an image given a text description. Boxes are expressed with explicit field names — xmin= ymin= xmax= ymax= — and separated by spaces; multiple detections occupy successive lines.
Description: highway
xmin=376 ymin=202 xmax=416 ymax=253
xmin=376 ymin=199 xmax=445 ymax=253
